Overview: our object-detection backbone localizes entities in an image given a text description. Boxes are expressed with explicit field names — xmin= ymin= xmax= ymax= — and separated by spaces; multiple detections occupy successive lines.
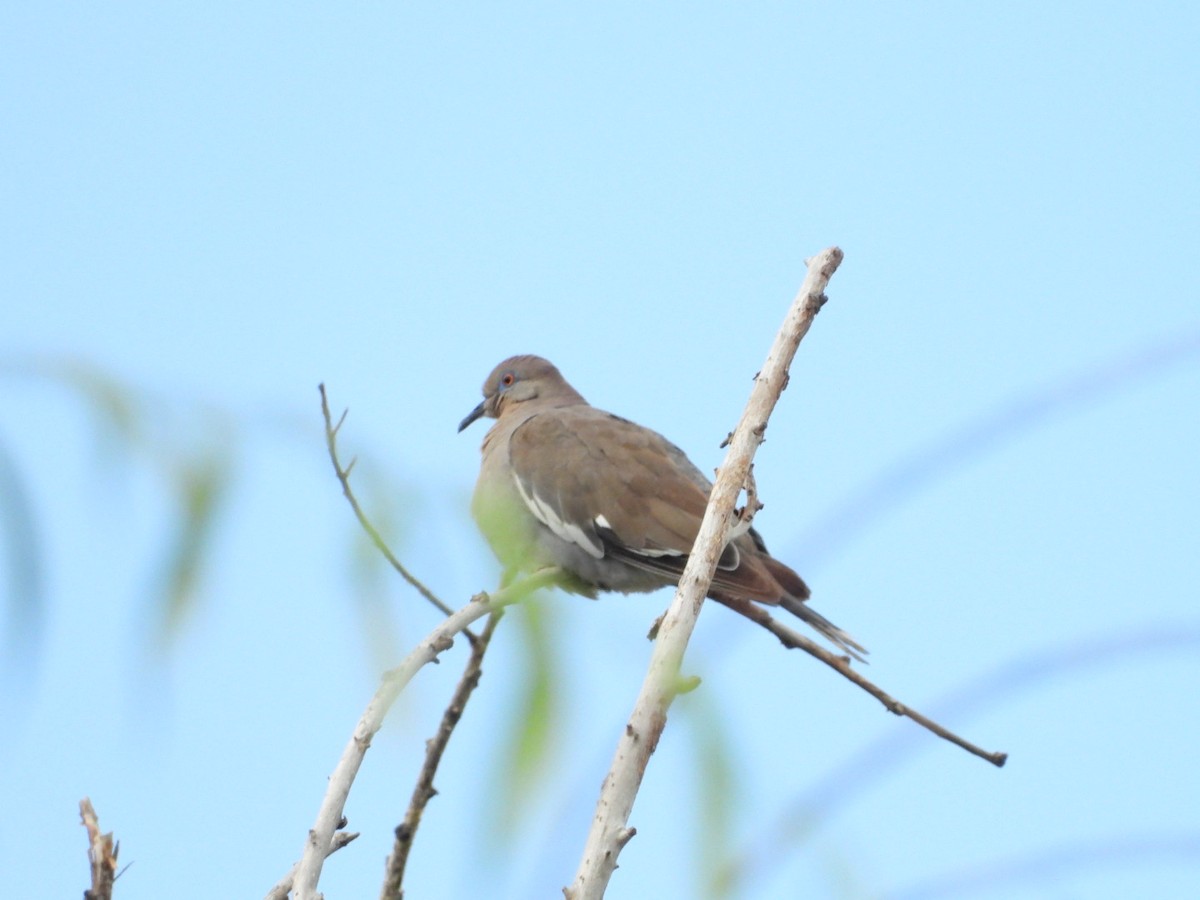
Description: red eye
xmin=500 ymin=372 xmax=515 ymax=387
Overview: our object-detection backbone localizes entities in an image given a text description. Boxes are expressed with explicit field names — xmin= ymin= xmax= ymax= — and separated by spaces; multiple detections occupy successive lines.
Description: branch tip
xmin=568 ymin=246 xmax=846 ymax=898
xmin=711 ymin=596 xmax=1007 ymax=767
xmin=318 ymin=383 xmax=459 ymax=621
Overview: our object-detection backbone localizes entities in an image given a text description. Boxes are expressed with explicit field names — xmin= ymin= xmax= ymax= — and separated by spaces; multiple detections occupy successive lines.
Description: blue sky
xmin=3 ymin=3 xmax=1198 ymax=898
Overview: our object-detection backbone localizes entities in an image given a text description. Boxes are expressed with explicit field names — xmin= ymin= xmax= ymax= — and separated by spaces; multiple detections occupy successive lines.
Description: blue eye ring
xmin=499 ymin=371 xmax=516 ymax=390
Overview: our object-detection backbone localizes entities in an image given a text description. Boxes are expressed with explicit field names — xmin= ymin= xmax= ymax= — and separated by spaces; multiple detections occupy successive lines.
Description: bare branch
xmin=379 ymin=609 xmax=505 ymax=900
xmin=565 ymin=247 xmax=846 ymax=900
xmin=286 ymin=567 xmax=562 ymax=900
xmin=709 ymin=595 xmax=1007 ymax=766
xmin=80 ymin=797 xmax=118 ymax=900
xmin=318 ymin=384 xmax=460 ymax=625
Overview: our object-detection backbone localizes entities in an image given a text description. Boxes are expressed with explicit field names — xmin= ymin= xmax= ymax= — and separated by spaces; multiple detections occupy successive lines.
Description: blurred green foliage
xmin=1 ymin=357 xmax=238 ymax=653
xmin=488 ymin=593 xmax=562 ymax=835
xmin=0 ymin=433 xmax=44 ymax=656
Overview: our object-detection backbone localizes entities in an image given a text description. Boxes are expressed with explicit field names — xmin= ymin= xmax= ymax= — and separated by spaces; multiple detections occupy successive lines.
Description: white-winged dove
xmin=459 ymin=355 xmax=865 ymax=660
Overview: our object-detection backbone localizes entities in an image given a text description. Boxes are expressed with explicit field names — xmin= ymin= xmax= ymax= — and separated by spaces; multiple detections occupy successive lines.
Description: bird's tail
xmin=780 ymin=596 xmax=868 ymax=663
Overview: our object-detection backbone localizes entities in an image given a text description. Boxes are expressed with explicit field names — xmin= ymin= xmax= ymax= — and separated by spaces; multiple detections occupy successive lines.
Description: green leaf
xmin=680 ymin=688 xmax=739 ymax=900
xmin=489 ymin=592 xmax=560 ymax=835
xmin=0 ymin=433 xmax=45 ymax=660
xmin=153 ymin=450 xmax=233 ymax=645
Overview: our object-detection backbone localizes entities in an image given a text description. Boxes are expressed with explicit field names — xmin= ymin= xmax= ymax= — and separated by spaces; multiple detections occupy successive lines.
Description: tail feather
xmin=780 ymin=596 xmax=868 ymax=663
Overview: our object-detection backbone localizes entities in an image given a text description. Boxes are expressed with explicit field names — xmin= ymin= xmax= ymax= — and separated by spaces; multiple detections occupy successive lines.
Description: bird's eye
xmin=499 ymin=372 xmax=516 ymax=389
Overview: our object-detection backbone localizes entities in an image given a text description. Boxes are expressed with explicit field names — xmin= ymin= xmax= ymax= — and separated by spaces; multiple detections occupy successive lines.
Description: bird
xmin=458 ymin=354 xmax=865 ymax=661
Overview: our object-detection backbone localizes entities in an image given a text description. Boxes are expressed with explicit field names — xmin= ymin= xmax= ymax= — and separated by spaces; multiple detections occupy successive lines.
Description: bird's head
xmin=458 ymin=355 xmax=586 ymax=432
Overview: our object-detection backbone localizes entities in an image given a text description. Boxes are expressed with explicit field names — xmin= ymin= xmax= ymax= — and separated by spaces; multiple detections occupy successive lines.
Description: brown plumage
xmin=459 ymin=354 xmax=865 ymax=660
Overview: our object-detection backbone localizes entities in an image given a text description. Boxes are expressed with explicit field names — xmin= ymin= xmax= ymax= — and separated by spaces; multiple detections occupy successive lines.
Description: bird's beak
xmin=458 ymin=399 xmax=487 ymax=433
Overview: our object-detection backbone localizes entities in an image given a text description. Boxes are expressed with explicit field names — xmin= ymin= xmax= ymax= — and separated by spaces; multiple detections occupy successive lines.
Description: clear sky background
xmin=3 ymin=3 xmax=1199 ymax=898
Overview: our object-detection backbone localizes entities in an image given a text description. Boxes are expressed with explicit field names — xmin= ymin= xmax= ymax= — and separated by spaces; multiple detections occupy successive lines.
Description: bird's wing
xmin=507 ymin=408 xmax=721 ymax=567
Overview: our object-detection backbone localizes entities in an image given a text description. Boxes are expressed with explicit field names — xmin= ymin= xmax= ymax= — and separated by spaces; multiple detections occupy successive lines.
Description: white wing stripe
xmin=628 ymin=546 xmax=683 ymax=558
xmin=513 ymin=476 xmax=605 ymax=559
xmin=592 ymin=514 xmax=683 ymax=558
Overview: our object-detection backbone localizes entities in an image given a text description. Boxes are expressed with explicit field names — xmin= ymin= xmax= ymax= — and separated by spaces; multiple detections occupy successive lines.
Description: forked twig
xmin=287 ymin=568 xmax=561 ymax=900
xmin=273 ymin=386 xmax=532 ymax=899
xmin=265 ymin=830 xmax=359 ymax=900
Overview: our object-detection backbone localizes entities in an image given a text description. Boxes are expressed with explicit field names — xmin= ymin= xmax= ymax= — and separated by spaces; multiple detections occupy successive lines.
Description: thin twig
xmin=709 ymin=595 xmax=1007 ymax=766
xmin=379 ymin=609 xmax=505 ymax=900
xmin=318 ymin=384 xmax=462 ymax=625
xmin=79 ymin=797 xmax=118 ymax=900
xmin=287 ymin=567 xmax=562 ymax=900
xmin=565 ymin=247 xmax=846 ymax=900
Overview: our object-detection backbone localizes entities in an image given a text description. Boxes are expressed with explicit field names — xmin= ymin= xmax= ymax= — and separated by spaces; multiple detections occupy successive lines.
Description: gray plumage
xmin=459 ymin=354 xmax=865 ymax=661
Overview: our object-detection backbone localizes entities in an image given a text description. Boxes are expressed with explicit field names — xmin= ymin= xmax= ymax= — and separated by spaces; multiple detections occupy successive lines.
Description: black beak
xmin=458 ymin=400 xmax=487 ymax=433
